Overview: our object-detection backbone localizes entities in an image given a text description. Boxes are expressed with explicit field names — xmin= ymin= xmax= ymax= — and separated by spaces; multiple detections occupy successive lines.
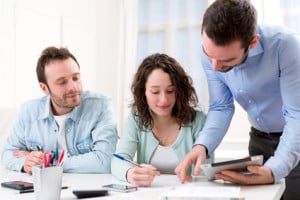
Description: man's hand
xmin=13 ymin=150 xmax=30 ymax=158
xmin=215 ymin=165 xmax=274 ymax=185
xmin=126 ymin=164 xmax=160 ymax=187
xmin=13 ymin=150 xmax=43 ymax=174
xmin=175 ymin=145 xmax=207 ymax=183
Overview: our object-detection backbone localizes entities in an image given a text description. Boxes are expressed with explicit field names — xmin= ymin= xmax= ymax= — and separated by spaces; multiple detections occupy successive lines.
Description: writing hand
xmin=215 ymin=165 xmax=274 ymax=185
xmin=23 ymin=151 xmax=43 ymax=174
xmin=13 ymin=150 xmax=30 ymax=158
xmin=126 ymin=164 xmax=160 ymax=187
xmin=175 ymin=145 xmax=206 ymax=183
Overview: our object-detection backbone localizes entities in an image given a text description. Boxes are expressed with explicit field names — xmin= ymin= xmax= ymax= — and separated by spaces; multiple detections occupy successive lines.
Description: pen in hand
xmin=113 ymin=153 xmax=142 ymax=168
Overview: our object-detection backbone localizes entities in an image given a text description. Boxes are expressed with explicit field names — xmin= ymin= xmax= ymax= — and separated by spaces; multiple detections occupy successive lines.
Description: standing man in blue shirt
xmin=2 ymin=46 xmax=118 ymax=174
xmin=175 ymin=0 xmax=300 ymax=199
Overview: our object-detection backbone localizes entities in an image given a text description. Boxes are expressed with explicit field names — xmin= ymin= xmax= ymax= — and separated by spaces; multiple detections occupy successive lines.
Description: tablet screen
xmin=200 ymin=155 xmax=263 ymax=180
xmin=211 ymin=157 xmax=252 ymax=167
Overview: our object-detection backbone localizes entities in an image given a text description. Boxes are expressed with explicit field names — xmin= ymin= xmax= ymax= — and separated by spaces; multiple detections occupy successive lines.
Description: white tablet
xmin=200 ymin=155 xmax=263 ymax=180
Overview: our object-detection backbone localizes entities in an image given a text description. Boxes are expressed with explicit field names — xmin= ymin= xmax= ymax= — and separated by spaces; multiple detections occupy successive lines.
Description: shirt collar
xmin=40 ymin=95 xmax=80 ymax=122
xmin=248 ymin=38 xmax=264 ymax=58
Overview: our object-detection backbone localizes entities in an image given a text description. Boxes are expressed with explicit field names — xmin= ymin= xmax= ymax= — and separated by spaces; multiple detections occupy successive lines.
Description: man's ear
xmin=249 ymin=34 xmax=260 ymax=49
xmin=39 ymin=82 xmax=49 ymax=95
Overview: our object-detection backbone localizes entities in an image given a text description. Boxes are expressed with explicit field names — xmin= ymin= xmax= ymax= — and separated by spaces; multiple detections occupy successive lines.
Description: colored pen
xmin=19 ymin=186 xmax=69 ymax=194
xmin=50 ymin=151 xmax=55 ymax=165
xmin=55 ymin=145 xmax=59 ymax=162
xmin=42 ymin=153 xmax=47 ymax=168
xmin=56 ymin=150 xmax=65 ymax=166
xmin=113 ymin=153 xmax=142 ymax=168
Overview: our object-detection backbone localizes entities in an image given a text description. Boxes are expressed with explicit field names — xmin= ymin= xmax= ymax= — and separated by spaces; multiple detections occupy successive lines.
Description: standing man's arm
xmin=175 ymin=53 xmax=235 ymax=182
xmin=216 ymin=34 xmax=300 ymax=185
xmin=262 ymin=34 xmax=300 ymax=182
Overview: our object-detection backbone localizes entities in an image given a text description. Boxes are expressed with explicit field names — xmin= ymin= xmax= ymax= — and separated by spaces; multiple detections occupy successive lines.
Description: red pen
xmin=43 ymin=153 xmax=46 ymax=168
xmin=56 ymin=150 xmax=65 ymax=166
xmin=45 ymin=153 xmax=51 ymax=167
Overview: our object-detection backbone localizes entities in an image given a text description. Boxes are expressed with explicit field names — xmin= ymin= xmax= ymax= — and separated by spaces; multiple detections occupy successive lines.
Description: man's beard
xmin=50 ymin=90 xmax=82 ymax=110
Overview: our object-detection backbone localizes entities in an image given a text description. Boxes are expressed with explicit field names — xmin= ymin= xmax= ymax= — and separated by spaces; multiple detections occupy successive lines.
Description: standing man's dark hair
xmin=202 ymin=0 xmax=257 ymax=48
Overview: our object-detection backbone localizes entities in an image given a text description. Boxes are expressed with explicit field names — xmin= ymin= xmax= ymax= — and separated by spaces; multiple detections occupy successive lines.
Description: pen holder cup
xmin=32 ymin=166 xmax=63 ymax=200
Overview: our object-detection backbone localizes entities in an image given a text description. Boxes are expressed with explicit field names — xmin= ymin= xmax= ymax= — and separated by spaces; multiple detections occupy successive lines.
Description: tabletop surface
xmin=0 ymin=168 xmax=285 ymax=200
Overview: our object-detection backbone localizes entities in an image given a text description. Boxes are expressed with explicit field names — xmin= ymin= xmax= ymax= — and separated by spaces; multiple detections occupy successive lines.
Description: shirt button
xmin=248 ymin=100 xmax=252 ymax=104
xmin=257 ymin=118 xmax=260 ymax=121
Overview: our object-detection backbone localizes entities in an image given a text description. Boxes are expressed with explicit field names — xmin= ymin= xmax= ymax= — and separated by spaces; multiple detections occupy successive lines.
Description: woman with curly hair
xmin=111 ymin=53 xmax=207 ymax=186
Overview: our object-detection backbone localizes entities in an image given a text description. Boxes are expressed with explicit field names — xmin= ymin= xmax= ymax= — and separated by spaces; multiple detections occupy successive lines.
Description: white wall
xmin=0 ymin=0 xmax=137 ymax=134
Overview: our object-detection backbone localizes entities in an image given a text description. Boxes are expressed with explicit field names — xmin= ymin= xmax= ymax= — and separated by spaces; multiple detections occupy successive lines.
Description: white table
xmin=1 ymin=169 xmax=285 ymax=200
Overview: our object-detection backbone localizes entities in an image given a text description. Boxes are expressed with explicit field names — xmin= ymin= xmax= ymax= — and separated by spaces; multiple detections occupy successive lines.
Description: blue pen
xmin=113 ymin=153 xmax=142 ymax=168
xmin=50 ymin=150 xmax=55 ymax=166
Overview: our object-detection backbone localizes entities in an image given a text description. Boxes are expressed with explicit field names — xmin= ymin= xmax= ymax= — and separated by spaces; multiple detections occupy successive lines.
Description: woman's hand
xmin=126 ymin=164 xmax=160 ymax=187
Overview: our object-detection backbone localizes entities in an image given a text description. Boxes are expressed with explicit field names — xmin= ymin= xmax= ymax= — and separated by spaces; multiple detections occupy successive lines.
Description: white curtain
xmin=137 ymin=0 xmax=210 ymax=112
xmin=114 ymin=0 xmax=138 ymax=133
xmin=252 ymin=0 xmax=300 ymax=33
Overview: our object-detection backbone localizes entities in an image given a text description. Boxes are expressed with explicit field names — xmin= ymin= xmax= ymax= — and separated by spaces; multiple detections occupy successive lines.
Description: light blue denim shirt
xmin=195 ymin=25 xmax=300 ymax=182
xmin=1 ymin=91 xmax=118 ymax=173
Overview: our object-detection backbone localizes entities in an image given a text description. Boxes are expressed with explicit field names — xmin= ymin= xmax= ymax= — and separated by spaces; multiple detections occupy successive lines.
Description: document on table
xmin=151 ymin=174 xmax=183 ymax=188
xmin=160 ymin=185 xmax=241 ymax=200
xmin=138 ymin=175 xmax=241 ymax=200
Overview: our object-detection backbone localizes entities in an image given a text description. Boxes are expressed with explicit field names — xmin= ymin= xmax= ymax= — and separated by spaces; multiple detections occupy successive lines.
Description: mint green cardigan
xmin=111 ymin=111 xmax=208 ymax=181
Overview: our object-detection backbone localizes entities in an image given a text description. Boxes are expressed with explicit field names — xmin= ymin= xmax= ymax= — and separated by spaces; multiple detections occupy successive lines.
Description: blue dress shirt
xmin=1 ymin=91 xmax=118 ymax=173
xmin=195 ymin=25 xmax=300 ymax=182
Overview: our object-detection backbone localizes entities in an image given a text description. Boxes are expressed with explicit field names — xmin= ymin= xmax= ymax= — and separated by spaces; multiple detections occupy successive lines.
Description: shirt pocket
xmin=76 ymin=137 xmax=93 ymax=154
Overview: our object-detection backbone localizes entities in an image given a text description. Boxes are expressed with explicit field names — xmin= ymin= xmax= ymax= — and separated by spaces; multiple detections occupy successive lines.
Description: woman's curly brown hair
xmin=130 ymin=53 xmax=199 ymax=130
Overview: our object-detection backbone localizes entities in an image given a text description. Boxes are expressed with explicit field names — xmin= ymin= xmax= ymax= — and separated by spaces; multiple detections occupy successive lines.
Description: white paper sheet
xmin=160 ymin=185 xmax=241 ymax=200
